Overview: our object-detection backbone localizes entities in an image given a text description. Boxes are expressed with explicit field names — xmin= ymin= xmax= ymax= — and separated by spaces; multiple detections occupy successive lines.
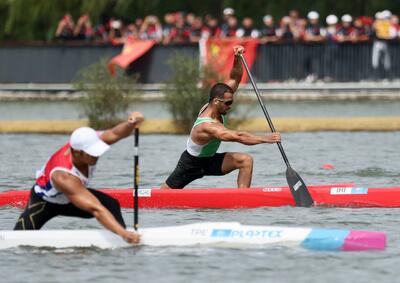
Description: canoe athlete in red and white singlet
xmin=14 ymin=112 xmax=144 ymax=244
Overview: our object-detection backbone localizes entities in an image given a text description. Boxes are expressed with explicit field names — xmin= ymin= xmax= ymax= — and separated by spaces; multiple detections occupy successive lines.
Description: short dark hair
xmin=209 ymin=83 xmax=233 ymax=102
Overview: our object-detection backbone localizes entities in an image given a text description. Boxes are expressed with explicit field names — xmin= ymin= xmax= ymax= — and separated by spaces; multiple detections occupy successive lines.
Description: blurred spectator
xmin=202 ymin=16 xmax=221 ymax=39
xmin=139 ymin=15 xmax=163 ymax=42
xmin=279 ymin=16 xmax=295 ymax=42
xmin=325 ymin=14 xmax=339 ymax=42
xmin=124 ymin=23 xmax=139 ymax=41
xmin=372 ymin=10 xmax=395 ymax=79
xmin=134 ymin=18 xmax=144 ymax=31
xmin=73 ymin=13 xmax=93 ymax=41
xmin=359 ymin=16 xmax=374 ymax=29
xmin=223 ymin=7 xmax=235 ymax=18
xmin=337 ymin=14 xmax=354 ymax=42
xmin=324 ymin=14 xmax=339 ymax=81
xmin=304 ymin=11 xmax=326 ymax=42
xmin=172 ymin=14 xmax=191 ymax=43
xmin=304 ymin=11 xmax=325 ymax=82
xmin=221 ymin=7 xmax=235 ymax=37
xmin=188 ymin=16 xmax=204 ymax=43
xmin=221 ymin=16 xmax=238 ymax=38
xmin=162 ymin=13 xmax=177 ymax=44
xmin=185 ymin=13 xmax=196 ymax=27
xmin=289 ymin=10 xmax=301 ymax=25
xmin=288 ymin=9 xmax=305 ymax=40
xmin=353 ymin=17 xmax=370 ymax=42
xmin=55 ymin=13 xmax=75 ymax=41
xmin=236 ymin=17 xmax=260 ymax=38
xmin=260 ymin=15 xmax=279 ymax=43
xmin=109 ymin=19 xmax=124 ymax=44
xmin=94 ymin=21 xmax=109 ymax=42
xmin=390 ymin=15 xmax=400 ymax=38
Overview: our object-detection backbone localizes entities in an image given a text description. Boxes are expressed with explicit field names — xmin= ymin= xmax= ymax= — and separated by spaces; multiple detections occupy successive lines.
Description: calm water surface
xmin=0 ymin=132 xmax=400 ymax=283
xmin=0 ymin=100 xmax=399 ymax=120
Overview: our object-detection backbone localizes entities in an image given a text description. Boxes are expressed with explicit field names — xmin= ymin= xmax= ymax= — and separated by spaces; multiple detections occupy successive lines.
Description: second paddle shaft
xmin=134 ymin=128 xmax=139 ymax=231
xmin=239 ymin=54 xmax=291 ymax=168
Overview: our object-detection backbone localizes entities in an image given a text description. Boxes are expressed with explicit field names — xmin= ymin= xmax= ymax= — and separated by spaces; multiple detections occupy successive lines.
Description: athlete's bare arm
xmin=201 ymin=123 xmax=281 ymax=145
xmin=226 ymin=45 xmax=244 ymax=92
xmin=51 ymin=171 xmax=140 ymax=244
xmin=101 ymin=112 xmax=145 ymax=145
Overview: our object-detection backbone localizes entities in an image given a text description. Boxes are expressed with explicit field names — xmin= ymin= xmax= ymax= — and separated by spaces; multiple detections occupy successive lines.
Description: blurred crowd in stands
xmin=56 ymin=8 xmax=400 ymax=45
xmin=54 ymin=8 xmax=400 ymax=82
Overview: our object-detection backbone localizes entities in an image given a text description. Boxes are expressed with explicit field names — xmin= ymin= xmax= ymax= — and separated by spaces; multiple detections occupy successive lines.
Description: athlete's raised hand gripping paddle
xmin=239 ymin=54 xmax=314 ymax=207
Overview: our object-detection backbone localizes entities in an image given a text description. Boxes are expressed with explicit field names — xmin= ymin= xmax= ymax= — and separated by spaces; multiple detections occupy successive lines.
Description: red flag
xmin=108 ymin=38 xmax=156 ymax=75
xmin=199 ymin=38 xmax=259 ymax=83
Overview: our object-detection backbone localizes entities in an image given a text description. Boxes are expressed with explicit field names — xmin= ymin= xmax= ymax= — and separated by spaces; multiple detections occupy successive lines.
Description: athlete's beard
xmin=219 ymin=107 xmax=230 ymax=115
xmin=87 ymin=157 xmax=99 ymax=166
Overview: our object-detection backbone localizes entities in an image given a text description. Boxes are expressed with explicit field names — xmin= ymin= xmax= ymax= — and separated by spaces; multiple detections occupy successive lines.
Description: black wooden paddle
xmin=133 ymin=128 xmax=139 ymax=230
xmin=239 ymin=54 xmax=314 ymax=207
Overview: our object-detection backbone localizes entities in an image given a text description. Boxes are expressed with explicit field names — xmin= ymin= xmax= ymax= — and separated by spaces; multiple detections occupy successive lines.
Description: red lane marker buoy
xmin=321 ymin=164 xmax=334 ymax=170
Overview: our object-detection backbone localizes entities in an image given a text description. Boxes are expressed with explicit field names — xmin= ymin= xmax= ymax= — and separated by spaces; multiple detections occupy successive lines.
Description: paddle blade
xmin=286 ymin=167 xmax=314 ymax=207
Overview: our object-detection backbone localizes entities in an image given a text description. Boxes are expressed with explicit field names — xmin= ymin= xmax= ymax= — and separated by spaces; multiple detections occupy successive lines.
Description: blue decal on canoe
xmin=351 ymin=187 xmax=368 ymax=194
xmin=302 ymin=229 xmax=349 ymax=251
xmin=211 ymin=229 xmax=232 ymax=237
xmin=211 ymin=229 xmax=284 ymax=239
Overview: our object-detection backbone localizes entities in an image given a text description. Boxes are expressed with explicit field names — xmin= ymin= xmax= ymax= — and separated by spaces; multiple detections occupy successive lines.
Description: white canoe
xmin=0 ymin=222 xmax=386 ymax=251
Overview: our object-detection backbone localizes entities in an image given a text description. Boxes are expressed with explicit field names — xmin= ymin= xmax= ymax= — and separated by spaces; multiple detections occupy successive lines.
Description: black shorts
xmin=14 ymin=188 xmax=125 ymax=230
xmin=165 ymin=150 xmax=226 ymax=189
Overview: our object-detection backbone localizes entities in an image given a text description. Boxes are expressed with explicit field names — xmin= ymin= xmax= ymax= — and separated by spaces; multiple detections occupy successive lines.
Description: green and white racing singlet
xmin=186 ymin=116 xmax=226 ymax=157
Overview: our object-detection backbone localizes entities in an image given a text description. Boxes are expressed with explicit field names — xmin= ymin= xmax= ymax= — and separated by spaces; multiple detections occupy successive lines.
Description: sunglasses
xmin=216 ymin=98 xmax=233 ymax=106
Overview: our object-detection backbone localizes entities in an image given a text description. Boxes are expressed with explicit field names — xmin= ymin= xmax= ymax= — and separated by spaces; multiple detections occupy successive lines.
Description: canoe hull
xmin=0 ymin=222 xmax=386 ymax=251
xmin=1 ymin=183 xmax=400 ymax=208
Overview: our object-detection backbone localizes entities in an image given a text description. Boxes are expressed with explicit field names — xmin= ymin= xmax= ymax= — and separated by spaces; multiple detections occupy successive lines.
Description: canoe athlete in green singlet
xmin=163 ymin=45 xmax=281 ymax=189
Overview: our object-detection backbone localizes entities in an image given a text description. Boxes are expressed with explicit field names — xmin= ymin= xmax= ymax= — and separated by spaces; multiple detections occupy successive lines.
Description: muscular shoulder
xmin=51 ymin=170 xmax=83 ymax=193
xmin=197 ymin=120 xmax=227 ymax=136
xmin=196 ymin=118 xmax=223 ymax=130
xmin=191 ymin=119 xmax=222 ymax=141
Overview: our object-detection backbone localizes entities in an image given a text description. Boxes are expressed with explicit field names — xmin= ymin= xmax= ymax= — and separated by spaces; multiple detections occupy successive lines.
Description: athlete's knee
xmin=237 ymin=154 xmax=253 ymax=168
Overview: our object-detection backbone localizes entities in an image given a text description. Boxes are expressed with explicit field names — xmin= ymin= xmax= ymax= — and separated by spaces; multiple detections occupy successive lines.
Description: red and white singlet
xmin=34 ymin=142 xmax=96 ymax=204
